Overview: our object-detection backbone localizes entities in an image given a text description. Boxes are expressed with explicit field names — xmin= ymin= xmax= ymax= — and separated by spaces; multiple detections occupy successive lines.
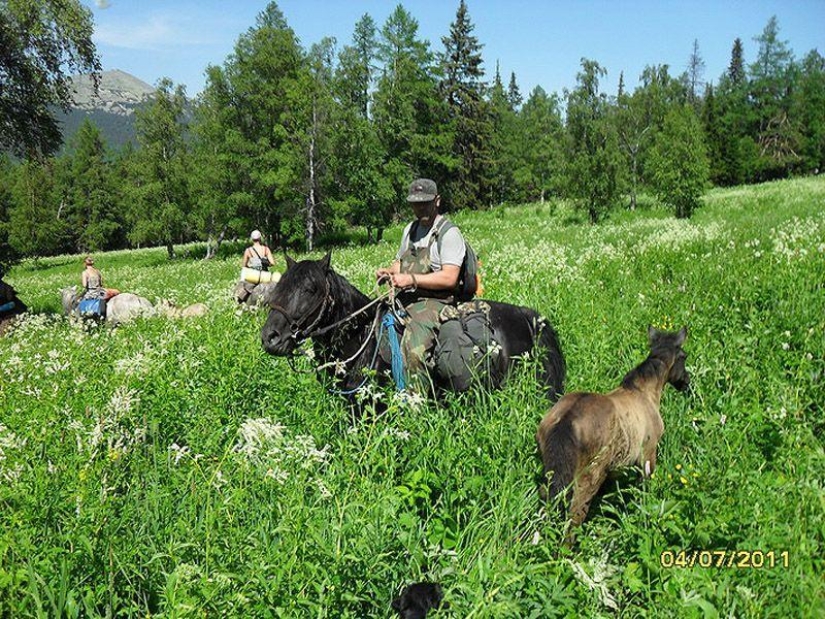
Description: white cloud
xmin=95 ymin=0 xmax=112 ymax=9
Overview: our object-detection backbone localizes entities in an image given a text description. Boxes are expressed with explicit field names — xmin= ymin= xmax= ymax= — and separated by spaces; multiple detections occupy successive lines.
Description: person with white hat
xmin=242 ymin=230 xmax=274 ymax=272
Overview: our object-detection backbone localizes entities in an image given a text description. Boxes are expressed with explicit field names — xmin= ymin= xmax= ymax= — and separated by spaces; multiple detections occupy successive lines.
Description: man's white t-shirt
xmin=395 ymin=215 xmax=466 ymax=270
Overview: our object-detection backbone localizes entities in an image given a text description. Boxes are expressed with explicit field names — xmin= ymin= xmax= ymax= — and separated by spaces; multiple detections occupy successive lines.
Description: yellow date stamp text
xmin=660 ymin=549 xmax=789 ymax=569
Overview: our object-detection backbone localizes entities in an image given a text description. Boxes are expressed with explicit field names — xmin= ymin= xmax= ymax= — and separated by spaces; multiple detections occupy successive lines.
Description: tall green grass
xmin=1 ymin=177 xmax=823 ymax=617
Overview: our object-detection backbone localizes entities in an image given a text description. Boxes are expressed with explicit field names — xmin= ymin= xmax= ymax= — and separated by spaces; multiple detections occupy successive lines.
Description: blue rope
xmin=382 ymin=312 xmax=406 ymax=391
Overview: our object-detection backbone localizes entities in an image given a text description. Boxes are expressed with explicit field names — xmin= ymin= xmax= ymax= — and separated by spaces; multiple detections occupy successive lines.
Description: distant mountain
xmin=57 ymin=70 xmax=158 ymax=152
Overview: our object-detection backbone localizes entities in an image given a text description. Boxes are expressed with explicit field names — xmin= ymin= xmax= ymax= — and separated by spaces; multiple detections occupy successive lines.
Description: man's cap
xmin=407 ymin=178 xmax=438 ymax=203
xmin=250 ymin=229 xmax=262 ymax=241
xmin=84 ymin=256 xmax=94 ymax=266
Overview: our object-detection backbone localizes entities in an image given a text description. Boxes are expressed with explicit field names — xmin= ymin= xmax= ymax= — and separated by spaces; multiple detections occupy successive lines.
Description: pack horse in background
xmin=260 ymin=253 xmax=566 ymax=403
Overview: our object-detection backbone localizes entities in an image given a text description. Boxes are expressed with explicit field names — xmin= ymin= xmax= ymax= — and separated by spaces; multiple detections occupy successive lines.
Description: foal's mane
xmin=620 ymin=347 xmax=676 ymax=390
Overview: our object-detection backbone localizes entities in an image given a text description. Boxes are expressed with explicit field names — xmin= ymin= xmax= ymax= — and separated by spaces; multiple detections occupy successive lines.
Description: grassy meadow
xmin=1 ymin=177 xmax=823 ymax=617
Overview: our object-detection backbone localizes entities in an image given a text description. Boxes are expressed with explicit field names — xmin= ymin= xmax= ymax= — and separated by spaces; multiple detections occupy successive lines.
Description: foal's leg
xmin=568 ymin=466 xmax=610 ymax=528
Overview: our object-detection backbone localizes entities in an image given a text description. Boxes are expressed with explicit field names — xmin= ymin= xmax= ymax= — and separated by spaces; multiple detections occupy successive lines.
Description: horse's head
xmin=261 ymin=253 xmax=333 ymax=356
xmin=61 ymin=286 xmax=79 ymax=315
xmin=648 ymin=325 xmax=690 ymax=392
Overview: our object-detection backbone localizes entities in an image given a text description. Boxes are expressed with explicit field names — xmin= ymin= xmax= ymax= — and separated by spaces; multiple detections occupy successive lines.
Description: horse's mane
xmin=325 ymin=268 xmax=372 ymax=323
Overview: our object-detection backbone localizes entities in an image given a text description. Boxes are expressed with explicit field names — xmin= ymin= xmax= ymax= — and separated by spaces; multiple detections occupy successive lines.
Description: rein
xmin=272 ymin=276 xmax=400 ymax=389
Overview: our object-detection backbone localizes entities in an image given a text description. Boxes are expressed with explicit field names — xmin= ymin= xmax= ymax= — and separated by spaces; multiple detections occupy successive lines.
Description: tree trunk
xmin=204 ymin=226 xmax=228 ymax=259
xmin=306 ymin=106 xmax=317 ymax=253
xmin=166 ymin=242 xmax=175 ymax=259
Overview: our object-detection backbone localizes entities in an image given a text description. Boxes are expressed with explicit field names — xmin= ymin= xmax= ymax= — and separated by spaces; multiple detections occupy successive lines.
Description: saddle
xmin=378 ymin=301 xmax=502 ymax=391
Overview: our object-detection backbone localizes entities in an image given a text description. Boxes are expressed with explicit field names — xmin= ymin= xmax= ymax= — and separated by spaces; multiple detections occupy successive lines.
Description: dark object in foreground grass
xmin=261 ymin=253 xmax=565 ymax=403
xmin=0 ymin=278 xmax=27 ymax=335
xmin=537 ymin=326 xmax=690 ymax=539
xmin=392 ymin=582 xmax=444 ymax=618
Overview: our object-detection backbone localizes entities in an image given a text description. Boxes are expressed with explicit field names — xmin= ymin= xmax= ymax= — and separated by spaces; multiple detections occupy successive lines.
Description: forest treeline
xmin=1 ymin=2 xmax=823 ymax=269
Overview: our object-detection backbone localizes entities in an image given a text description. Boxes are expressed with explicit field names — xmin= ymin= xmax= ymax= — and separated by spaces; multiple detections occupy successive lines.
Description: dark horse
xmin=0 ymin=278 xmax=27 ymax=335
xmin=260 ymin=254 xmax=565 ymax=401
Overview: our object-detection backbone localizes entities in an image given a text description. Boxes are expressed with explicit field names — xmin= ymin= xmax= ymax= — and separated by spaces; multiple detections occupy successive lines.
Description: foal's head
xmin=648 ymin=325 xmax=690 ymax=392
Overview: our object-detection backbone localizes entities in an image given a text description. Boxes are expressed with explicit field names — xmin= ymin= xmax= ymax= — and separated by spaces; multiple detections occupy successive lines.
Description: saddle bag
xmin=434 ymin=301 xmax=501 ymax=392
xmin=78 ymin=298 xmax=106 ymax=320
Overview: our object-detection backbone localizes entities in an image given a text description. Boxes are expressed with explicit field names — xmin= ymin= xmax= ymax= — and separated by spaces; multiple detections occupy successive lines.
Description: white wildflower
xmin=107 ymin=386 xmax=139 ymax=417
xmin=316 ymin=480 xmax=333 ymax=499
xmin=393 ymin=389 xmax=425 ymax=411
xmin=235 ymin=418 xmax=286 ymax=460
xmin=169 ymin=443 xmax=191 ymax=465
xmin=265 ymin=467 xmax=289 ymax=483
xmin=567 ymin=553 xmax=619 ymax=610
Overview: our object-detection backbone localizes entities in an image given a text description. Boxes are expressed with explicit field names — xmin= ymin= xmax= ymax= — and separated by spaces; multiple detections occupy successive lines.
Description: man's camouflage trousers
xmin=400 ymin=297 xmax=450 ymax=393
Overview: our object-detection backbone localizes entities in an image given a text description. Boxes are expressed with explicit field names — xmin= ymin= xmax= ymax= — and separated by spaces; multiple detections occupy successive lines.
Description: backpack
xmin=434 ymin=301 xmax=501 ymax=391
xmin=431 ymin=218 xmax=480 ymax=302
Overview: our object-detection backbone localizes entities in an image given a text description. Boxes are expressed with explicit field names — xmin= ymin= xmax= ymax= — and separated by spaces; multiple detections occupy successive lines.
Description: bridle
xmin=269 ymin=272 xmax=403 ymax=390
xmin=268 ymin=276 xmax=334 ymax=344
xmin=268 ymin=273 xmax=396 ymax=345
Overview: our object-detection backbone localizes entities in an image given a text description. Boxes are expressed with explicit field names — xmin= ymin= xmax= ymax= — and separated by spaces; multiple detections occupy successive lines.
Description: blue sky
xmin=82 ymin=0 xmax=824 ymax=98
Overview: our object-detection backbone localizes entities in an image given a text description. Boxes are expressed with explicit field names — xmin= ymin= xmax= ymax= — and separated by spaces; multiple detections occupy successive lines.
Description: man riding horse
xmin=375 ymin=179 xmax=467 ymax=394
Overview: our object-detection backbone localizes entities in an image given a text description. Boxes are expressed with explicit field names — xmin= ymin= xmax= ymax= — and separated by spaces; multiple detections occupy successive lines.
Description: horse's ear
xmin=320 ymin=252 xmax=331 ymax=271
xmin=675 ymin=326 xmax=688 ymax=347
xmin=284 ymin=254 xmax=297 ymax=270
xmin=647 ymin=324 xmax=658 ymax=344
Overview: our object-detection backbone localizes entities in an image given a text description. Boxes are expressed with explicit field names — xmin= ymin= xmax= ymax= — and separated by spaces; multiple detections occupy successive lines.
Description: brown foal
xmin=536 ymin=326 xmax=690 ymax=533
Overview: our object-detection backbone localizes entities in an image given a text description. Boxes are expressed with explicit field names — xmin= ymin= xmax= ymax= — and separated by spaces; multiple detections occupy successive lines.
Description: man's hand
xmin=375 ymin=268 xmax=392 ymax=284
xmin=389 ymin=273 xmax=416 ymax=289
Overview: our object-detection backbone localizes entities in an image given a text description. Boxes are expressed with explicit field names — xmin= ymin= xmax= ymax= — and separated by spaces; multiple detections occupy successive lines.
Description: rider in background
xmin=375 ymin=178 xmax=467 ymax=393
xmin=242 ymin=230 xmax=275 ymax=271
xmin=81 ymin=256 xmax=120 ymax=300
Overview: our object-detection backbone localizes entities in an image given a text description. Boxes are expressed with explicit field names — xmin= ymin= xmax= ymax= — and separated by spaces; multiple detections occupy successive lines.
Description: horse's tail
xmin=537 ymin=413 xmax=579 ymax=513
xmin=536 ymin=319 xmax=566 ymax=402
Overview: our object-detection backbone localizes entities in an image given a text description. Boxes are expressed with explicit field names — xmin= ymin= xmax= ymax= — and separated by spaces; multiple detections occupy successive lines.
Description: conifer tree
xmin=336 ymin=14 xmax=378 ymax=119
xmin=331 ymin=16 xmax=393 ymax=243
xmin=487 ymin=62 xmax=516 ymax=204
xmin=190 ymin=65 xmax=242 ymax=259
xmin=373 ymin=5 xmax=452 ymax=216
xmin=749 ymin=16 xmax=800 ymax=178
xmin=728 ymin=38 xmax=746 ymax=86
xmin=565 ymin=59 xmax=624 ymax=223
xmin=648 ymin=104 xmax=709 ymax=218
xmin=440 ymin=0 xmax=493 ymax=209
xmin=8 ymin=159 xmax=71 ymax=256
xmin=61 ymin=119 xmax=121 ymax=252
xmin=683 ymin=39 xmax=706 ymax=109
xmin=126 ymin=79 xmax=190 ymax=258
xmin=507 ymin=72 xmax=523 ymax=110
xmin=713 ymin=39 xmax=757 ymax=185
xmin=794 ymin=50 xmax=825 ymax=172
